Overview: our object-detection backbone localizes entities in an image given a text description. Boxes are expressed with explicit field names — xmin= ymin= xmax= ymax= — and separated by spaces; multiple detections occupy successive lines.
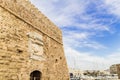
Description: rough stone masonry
xmin=0 ymin=0 xmax=69 ymax=80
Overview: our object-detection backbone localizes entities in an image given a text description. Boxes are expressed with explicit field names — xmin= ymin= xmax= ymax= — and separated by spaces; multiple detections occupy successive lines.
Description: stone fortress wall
xmin=0 ymin=0 xmax=69 ymax=80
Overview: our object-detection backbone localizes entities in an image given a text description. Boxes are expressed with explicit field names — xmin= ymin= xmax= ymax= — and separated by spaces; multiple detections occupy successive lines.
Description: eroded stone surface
xmin=0 ymin=0 xmax=69 ymax=80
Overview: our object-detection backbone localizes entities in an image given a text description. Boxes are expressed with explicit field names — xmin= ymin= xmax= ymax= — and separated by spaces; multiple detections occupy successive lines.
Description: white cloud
xmin=81 ymin=41 xmax=107 ymax=49
xmin=64 ymin=31 xmax=91 ymax=40
xmin=74 ymin=23 xmax=111 ymax=32
xmin=63 ymin=31 xmax=106 ymax=50
xmin=104 ymin=0 xmax=120 ymax=17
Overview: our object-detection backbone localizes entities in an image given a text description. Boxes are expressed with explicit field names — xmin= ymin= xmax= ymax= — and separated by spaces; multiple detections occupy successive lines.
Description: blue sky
xmin=30 ymin=0 xmax=120 ymax=70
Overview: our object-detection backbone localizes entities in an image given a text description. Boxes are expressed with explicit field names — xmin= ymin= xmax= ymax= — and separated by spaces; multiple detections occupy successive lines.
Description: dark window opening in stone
xmin=30 ymin=70 xmax=41 ymax=80
xmin=55 ymin=59 xmax=58 ymax=63
xmin=60 ymin=57 xmax=62 ymax=60
xmin=16 ymin=49 xmax=23 ymax=53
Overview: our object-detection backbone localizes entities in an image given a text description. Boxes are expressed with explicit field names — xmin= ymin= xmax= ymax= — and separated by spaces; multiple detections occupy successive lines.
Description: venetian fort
xmin=0 ymin=0 xmax=69 ymax=80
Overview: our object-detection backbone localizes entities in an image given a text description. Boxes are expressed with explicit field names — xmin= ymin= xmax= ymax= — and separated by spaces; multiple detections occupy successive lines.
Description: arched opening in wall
xmin=70 ymin=73 xmax=73 ymax=78
xmin=30 ymin=70 xmax=42 ymax=80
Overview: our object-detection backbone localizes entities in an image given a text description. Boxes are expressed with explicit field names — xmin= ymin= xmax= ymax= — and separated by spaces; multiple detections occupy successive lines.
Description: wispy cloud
xmin=104 ymin=0 xmax=120 ymax=17
xmin=63 ymin=31 xmax=107 ymax=50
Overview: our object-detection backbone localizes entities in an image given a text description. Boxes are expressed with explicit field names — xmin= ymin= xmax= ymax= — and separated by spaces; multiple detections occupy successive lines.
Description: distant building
xmin=69 ymin=68 xmax=119 ymax=80
xmin=110 ymin=64 xmax=120 ymax=79
xmin=69 ymin=68 xmax=82 ymax=80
